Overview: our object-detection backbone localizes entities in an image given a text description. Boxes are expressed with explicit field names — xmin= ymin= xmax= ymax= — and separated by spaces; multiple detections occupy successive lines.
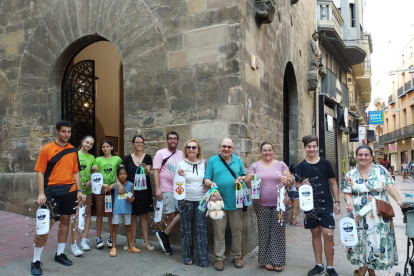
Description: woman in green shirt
xmin=70 ymin=136 xmax=98 ymax=257
xmin=95 ymin=140 xmax=122 ymax=249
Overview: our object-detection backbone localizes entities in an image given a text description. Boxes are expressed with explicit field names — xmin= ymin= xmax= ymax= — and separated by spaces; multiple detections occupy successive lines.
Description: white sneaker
xmin=71 ymin=243 xmax=83 ymax=257
xmin=81 ymin=239 xmax=91 ymax=251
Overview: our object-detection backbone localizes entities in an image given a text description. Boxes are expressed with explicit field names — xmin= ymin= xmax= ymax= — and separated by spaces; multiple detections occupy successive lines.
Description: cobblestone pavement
xmin=0 ymin=175 xmax=411 ymax=275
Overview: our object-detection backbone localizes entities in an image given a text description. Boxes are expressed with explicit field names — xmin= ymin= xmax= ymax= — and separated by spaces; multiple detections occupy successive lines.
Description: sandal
xmin=144 ymin=242 xmax=155 ymax=251
xmin=185 ymin=261 xmax=193 ymax=265
xmin=289 ymin=221 xmax=302 ymax=227
xmin=265 ymin=264 xmax=274 ymax=271
xmin=274 ymin=266 xmax=284 ymax=272
xmin=109 ymin=248 xmax=117 ymax=257
xmin=127 ymin=246 xmax=141 ymax=253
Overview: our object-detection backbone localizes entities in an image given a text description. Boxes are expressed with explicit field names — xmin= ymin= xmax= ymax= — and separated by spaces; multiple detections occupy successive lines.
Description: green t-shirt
xmin=78 ymin=152 xmax=97 ymax=195
xmin=96 ymin=156 xmax=123 ymax=185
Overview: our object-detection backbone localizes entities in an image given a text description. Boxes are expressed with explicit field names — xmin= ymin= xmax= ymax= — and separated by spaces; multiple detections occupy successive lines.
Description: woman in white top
xmin=177 ymin=139 xmax=208 ymax=267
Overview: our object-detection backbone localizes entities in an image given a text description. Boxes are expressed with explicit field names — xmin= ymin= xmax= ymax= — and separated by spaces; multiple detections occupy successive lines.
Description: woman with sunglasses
xmin=176 ymin=139 xmax=208 ymax=267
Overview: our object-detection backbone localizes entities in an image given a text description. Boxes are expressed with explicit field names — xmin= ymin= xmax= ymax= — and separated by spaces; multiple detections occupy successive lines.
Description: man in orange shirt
xmin=31 ymin=120 xmax=85 ymax=275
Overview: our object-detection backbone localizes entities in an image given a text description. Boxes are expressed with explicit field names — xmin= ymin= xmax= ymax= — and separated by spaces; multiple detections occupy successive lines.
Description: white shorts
xmin=112 ymin=214 xmax=131 ymax=225
xmin=162 ymin=192 xmax=178 ymax=214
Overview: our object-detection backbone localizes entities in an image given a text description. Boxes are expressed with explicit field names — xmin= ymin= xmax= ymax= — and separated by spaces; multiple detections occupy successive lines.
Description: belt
xmin=352 ymin=191 xmax=379 ymax=196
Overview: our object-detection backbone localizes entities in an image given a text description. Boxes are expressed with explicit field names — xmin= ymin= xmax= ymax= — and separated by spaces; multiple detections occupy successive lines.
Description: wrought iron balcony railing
xmin=379 ymin=123 xmax=414 ymax=144
xmin=342 ymin=83 xmax=349 ymax=108
xmin=321 ymin=68 xmax=337 ymax=100
xmin=397 ymin=86 xmax=404 ymax=98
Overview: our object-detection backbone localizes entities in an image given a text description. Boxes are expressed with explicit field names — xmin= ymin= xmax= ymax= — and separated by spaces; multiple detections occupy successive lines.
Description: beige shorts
xmin=162 ymin=192 xmax=178 ymax=215
xmin=112 ymin=214 xmax=131 ymax=225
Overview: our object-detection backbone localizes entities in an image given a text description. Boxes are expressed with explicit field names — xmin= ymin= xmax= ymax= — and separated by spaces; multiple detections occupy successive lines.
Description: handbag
xmin=362 ymin=171 xmax=395 ymax=220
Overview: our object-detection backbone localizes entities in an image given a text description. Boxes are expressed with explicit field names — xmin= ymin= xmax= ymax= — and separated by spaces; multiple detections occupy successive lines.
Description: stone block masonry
xmin=0 ymin=0 xmax=316 ymax=256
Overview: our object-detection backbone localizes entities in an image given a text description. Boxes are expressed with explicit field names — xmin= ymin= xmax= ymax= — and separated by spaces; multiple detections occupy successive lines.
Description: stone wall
xmin=239 ymin=0 xmax=316 ymax=166
xmin=0 ymin=0 xmax=316 ymax=255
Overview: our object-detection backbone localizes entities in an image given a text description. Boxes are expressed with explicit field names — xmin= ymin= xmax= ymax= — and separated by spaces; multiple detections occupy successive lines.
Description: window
xmin=349 ymin=4 xmax=355 ymax=27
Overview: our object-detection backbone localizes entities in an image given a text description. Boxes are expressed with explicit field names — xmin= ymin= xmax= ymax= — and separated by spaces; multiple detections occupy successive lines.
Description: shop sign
xmin=379 ymin=152 xmax=383 ymax=155
xmin=368 ymin=111 xmax=383 ymax=124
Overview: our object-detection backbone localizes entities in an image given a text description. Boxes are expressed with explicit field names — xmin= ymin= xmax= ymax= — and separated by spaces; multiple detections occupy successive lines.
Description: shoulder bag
xmin=218 ymin=155 xmax=247 ymax=212
xmin=361 ymin=168 xmax=395 ymax=220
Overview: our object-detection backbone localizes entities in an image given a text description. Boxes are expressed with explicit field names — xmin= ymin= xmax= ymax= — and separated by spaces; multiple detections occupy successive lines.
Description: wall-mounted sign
xmin=327 ymin=115 xmax=334 ymax=132
xmin=358 ymin=126 xmax=366 ymax=145
xmin=390 ymin=145 xmax=395 ymax=151
xmin=379 ymin=152 xmax=383 ymax=155
xmin=368 ymin=111 xmax=383 ymax=124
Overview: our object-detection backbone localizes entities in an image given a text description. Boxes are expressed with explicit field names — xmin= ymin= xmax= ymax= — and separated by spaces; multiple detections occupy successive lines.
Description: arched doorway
xmin=62 ymin=41 xmax=124 ymax=157
xmin=282 ymin=62 xmax=299 ymax=166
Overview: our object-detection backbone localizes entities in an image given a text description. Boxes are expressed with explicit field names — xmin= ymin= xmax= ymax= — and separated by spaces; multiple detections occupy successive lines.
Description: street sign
xmin=368 ymin=111 xmax=383 ymax=124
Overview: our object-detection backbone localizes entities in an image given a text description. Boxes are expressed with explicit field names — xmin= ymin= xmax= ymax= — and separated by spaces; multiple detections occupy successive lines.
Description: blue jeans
xmin=179 ymin=200 xmax=208 ymax=266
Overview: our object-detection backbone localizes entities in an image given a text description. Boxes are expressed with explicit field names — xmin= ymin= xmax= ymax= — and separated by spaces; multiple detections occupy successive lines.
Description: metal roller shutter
xmin=324 ymin=105 xmax=338 ymax=179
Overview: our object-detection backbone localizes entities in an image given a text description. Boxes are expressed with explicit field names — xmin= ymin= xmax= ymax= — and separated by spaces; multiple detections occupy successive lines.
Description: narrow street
xmin=0 ymin=175 xmax=411 ymax=276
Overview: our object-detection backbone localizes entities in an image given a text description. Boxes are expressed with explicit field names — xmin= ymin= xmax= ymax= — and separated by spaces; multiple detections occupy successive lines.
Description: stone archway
xmin=19 ymin=0 xmax=166 ymax=130
xmin=282 ymin=62 xmax=299 ymax=166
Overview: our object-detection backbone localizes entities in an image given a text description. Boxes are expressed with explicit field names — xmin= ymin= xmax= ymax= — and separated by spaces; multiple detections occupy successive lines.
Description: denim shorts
xmin=289 ymin=190 xmax=299 ymax=200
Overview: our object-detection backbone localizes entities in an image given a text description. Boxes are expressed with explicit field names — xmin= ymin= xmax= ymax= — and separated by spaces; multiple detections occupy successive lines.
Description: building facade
xmin=0 ymin=0 xmax=318 ymax=253
xmin=315 ymin=0 xmax=372 ymax=180
xmin=380 ymin=37 xmax=414 ymax=173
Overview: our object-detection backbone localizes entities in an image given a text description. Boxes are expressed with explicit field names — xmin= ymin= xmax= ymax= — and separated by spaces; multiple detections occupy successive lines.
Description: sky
xmin=364 ymin=0 xmax=414 ymax=103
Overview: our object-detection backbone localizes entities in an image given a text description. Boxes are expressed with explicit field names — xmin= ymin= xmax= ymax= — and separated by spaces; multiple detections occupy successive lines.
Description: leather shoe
xmin=233 ymin=258 xmax=244 ymax=268
xmin=214 ymin=260 xmax=224 ymax=271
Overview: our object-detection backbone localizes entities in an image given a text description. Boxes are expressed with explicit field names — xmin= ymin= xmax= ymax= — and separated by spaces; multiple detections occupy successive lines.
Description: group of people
xmin=30 ymin=120 xmax=403 ymax=276
xmin=400 ymin=159 xmax=414 ymax=182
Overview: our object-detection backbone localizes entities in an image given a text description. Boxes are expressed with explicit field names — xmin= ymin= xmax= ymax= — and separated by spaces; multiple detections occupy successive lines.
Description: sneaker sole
xmin=96 ymin=243 xmax=104 ymax=249
xmin=72 ymin=251 xmax=83 ymax=257
xmin=54 ymin=260 xmax=73 ymax=266
xmin=156 ymin=232 xmax=166 ymax=252
xmin=107 ymin=243 xmax=112 ymax=248
xmin=308 ymin=271 xmax=325 ymax=276
xmin=81 ymin=247 xmax=91 ymax=251
xmin=30 ymin=268 xmax=42 ymax=276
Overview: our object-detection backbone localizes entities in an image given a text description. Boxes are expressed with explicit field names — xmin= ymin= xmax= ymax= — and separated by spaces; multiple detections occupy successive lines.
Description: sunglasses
xmin=186 ymin=146 xmax=197 ymax=150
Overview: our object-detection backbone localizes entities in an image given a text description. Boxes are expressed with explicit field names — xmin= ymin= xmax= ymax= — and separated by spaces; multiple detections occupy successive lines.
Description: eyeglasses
xmin=221 ymin=145 xmax=233 ymax=149
xmin=167 ymin=137 xmax=178 ymax=141
xmin=186 ymin=146 xmax=197 ymax=150
xmin=134 ymin=142 xmax=144 ymax=145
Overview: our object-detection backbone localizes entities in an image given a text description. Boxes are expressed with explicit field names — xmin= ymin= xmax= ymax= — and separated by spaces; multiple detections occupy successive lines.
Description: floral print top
xmin=340 ymin=164 xmax=398 ymax=270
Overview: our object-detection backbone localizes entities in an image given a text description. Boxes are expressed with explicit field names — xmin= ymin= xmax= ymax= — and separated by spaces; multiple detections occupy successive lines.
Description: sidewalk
xmin=0 ymin=175 xmax=410 ymax=275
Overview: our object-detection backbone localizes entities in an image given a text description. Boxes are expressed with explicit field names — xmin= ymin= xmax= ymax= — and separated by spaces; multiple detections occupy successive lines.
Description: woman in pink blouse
xmin=245 ymin=142 xmax=294 ymax=272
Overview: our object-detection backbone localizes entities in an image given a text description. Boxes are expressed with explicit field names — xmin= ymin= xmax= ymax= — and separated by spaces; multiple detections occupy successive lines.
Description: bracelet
xmin=77 ymin=190 xmax=82 ymax=193
xmin=334 ymin=201 xmax=340 ymax=203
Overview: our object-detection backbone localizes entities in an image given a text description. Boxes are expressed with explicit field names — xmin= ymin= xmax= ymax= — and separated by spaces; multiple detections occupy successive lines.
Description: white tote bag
xmin=36 ymin=207 xmax=50 ymax=235
xmin=299 ymin=185 xmax=314 ymax=211
xmin=91 ymin=172 xmax=103 ymax=195
xmin=173 ymin=175 xmax=186 ymax=200
xmin=339 ymin=217 xmax=358 ymax=247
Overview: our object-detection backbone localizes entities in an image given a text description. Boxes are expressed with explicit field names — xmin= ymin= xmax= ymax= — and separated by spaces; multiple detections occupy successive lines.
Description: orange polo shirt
xmin=34 ymin=142 xmax=80 ymax=192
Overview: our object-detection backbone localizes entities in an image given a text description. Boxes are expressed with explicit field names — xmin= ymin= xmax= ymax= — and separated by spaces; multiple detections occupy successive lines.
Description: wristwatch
xmin=77 ymin=189 xmax=82 ymax=193
xmin=334 ymin=201 xmax=340 ymax=203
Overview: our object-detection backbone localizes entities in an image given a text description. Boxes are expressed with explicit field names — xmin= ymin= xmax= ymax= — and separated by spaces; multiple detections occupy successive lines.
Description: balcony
xmin=373 ymin=142 xmax=384 ymax=150
xmin=317 ymin=1 xmax=366 ymax=70
xmin=321 ymin=68 xmax=337 ymax=101
xmin=388 ymin=94 xmax=396 ymax=105
xmin=342 ymin=83 xmax=349 ymax=108
xmin=404 ymin=80 xmax=413 ymax=93
xmin=317 ymin=1 xmax=343 ymax=39
xmin=397 ymin=86 xmax=404 ymax=98
xmin=379 ymin=123 xmax=414 ymax=144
